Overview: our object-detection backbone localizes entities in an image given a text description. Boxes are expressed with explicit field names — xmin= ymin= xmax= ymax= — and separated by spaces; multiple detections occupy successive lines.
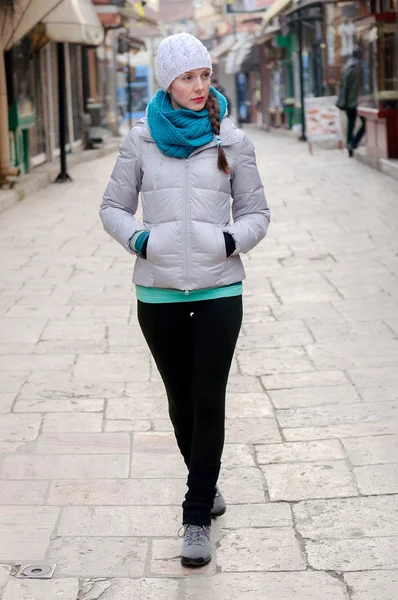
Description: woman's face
xmin=169 ymin=68 xmax=211 ymax=111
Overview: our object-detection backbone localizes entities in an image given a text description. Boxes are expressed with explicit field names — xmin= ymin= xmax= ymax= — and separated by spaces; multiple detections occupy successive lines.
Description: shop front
xmin=260 ymin=0 xmax=328 ymax=135
xmin=1 ymin=0 xmax=103 ymax=182
xmin=355 ymin=2 xmax=398 ymax=159
xmin=276 ymin=33 xmax=296 ymax=128
xmin=5 ymin=34 xmax=36 ymax=175
xmin=281 ymin=0 xmax=326 ymax=136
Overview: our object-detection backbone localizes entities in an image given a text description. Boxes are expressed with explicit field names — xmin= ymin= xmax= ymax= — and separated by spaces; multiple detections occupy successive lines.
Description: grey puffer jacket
xmin=100 ymin=117 xmax=270 ymax=292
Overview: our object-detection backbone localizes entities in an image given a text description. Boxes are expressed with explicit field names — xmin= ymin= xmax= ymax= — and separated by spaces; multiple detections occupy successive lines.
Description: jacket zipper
xmin=184 ymin=158 xmax=190 ymax=295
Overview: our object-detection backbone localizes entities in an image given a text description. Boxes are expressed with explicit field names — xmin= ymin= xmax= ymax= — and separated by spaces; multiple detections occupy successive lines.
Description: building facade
xmin=0 ymin=0 xmax=148 ymax=185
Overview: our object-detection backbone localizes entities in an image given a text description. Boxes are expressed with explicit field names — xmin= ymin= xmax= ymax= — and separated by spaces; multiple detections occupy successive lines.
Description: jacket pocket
xmin=145 ymin=222 xmax=181 ymax=266
xmin=146 ymin=228 xmax=156 ymax=263
xmin=191 ymin=221 xmax=226 ymax=262
xmin=216 ymin=226 xmax=228 ymax=260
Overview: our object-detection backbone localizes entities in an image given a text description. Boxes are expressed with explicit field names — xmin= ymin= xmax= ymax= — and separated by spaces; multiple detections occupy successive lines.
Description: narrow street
xmin=0 ymin=127 xmax=397 ymax=600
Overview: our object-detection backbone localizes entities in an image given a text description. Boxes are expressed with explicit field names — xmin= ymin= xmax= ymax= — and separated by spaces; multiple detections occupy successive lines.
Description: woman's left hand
xmin=223 ymin=232 xmax=236 ymax=257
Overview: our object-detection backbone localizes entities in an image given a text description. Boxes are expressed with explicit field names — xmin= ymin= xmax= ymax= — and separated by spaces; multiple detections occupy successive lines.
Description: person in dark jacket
xmin=336 ymin=46 xmax=366 ymax=157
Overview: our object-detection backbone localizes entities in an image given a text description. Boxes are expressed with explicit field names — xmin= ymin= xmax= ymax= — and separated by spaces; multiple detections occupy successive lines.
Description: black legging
xmin=138 ymin=295 xmax=242 ymax=525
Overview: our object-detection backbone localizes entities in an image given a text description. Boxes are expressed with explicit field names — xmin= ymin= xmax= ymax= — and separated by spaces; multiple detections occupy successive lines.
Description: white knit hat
xmin=156 ymin=33 xmax=212 ymax=92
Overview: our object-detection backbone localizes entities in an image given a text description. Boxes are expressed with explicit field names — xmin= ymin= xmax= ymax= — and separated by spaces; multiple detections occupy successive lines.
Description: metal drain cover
xmin=16 ymin=564 xmax=56 ymax=579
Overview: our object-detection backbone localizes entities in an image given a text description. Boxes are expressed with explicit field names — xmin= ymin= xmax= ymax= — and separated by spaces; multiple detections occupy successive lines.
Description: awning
xmin=210 ymin=35 xmax=236 ymax=60
xmin=43 ymin=0 xmax=104 ymax=46
xmin=225 ymin=36 xmax=255 ymax=75
xmin=260 ymin=0 xmax=292 ymax=32
xmin=2 ymin=0 xmax=60 ymax=50
xmin=2 ymin=0 xmax=104 ymax=51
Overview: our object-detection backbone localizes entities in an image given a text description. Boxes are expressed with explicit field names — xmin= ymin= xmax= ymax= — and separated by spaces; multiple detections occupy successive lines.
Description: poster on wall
xmin=304 ymin=96 xmax=343 ymax=142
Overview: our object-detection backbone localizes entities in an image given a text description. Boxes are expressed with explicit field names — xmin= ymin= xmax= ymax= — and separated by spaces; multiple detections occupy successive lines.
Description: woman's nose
xmin=193 ymin=77 xmax=204 ymax=92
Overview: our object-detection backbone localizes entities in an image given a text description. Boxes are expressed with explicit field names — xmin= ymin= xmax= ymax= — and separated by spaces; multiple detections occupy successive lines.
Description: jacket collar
xmin=137 ymin=117 xmax=239 ymax=154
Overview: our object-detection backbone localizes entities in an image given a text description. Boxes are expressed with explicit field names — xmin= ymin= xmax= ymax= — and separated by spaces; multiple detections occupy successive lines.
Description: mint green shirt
xmin=135 ymin=282 xmax=243 ymax=304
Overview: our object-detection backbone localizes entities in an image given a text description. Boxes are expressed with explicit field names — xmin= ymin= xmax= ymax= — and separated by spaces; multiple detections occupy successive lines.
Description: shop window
xmin=384 ymin=31 xmax=398 ymax=94
xmin=29 ymin=51 xmax=47 ymax=161
xmin=358 ymin=22 xmax=397 ymax=109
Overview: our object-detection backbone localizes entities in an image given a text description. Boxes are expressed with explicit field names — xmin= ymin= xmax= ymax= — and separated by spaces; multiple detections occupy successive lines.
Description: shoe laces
xmin=178 ymin=524 xmax=210 ymax=546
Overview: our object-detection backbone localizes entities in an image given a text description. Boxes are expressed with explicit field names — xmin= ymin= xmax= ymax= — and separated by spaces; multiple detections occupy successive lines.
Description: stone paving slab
xmin=218 ymin=466 xmax=267 ymax=503
xmin=217 ymin=527 xmax=306 ymax=572
xmin=262 ymin=369 xmax=349 ymax=390
xmin=1 ymin=578 xmax=79 ymax=600
xmin=225 ymin=392 xmax=274 ymax=417
xmin=225 ymin=417 xmax=282 ymax=444
xmin=344 ymin=571 xmax=398 ymax=600
xmin=261 ymin=460 xmax=358 ymax=501
xmin=293 ymin=496 xmax=398 ymax=539
xmin=354 ymin=463 xmax=398 ymax=495
xmin=56 ymin=506 xmax=181 ymax=537
xmin=358 ymin=385 xmax=398 ymax=402
xmin=0 ymin=506 xmax=59 ymax=561
xmin=255 ymin=439 xmax=345 ymax=463
xmin=78 ymin=578 xmax=180 ymax=600
xmin=1 ymin=128 xmax=398 ymax=598
xmin=283 ymin=419 xmax=398 ymax=441
xmin=220 ymin=503 xmax=292 ymax=528
xmin=0 ymin=455 xmax=130 ymax=480
xmin=268 ymin=384 xmax=361 ymax=408
xmin=34 ymin=433 xmax=130 ymax=455
xmin=185 ymin=572 xmax=349 ymax=599
xmin=277 ymin=401 xmax=398 ymax=428
xmin=46 ymin=478 xmax=186 ymax=506
xmin=306 ymin=536 xmax=398 ymax=570
xmin=42 ymin=413 xmax=103 ymax=433
xmin=0 ymin=393 xmax=15 ymax=412
xmin=47 ymin=537 xmax=148 ymax=577
xmin=0 ymin=481 xmax=48 ymax=505
xmin=341 ymin=434 xmax=398 ymax=465
xmin=0 ymin=414 xmax=41 ymax=442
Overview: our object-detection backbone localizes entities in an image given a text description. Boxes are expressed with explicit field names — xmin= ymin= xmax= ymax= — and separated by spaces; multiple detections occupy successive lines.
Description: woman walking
xmin=100 ymin=33 xmax=270 ymax=567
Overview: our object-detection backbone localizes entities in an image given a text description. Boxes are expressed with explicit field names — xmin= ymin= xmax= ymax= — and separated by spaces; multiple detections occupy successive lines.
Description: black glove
xmin=223 ymin=232 xmax=236 ymax=258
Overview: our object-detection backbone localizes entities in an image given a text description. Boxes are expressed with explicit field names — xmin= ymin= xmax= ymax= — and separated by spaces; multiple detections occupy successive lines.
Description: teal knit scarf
xmin=146 ymin=86 xmax=227 ymax=159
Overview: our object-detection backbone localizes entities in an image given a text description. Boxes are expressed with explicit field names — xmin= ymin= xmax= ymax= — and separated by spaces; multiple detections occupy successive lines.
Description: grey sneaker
xmin=211 ymin=486 xmax=226 ymax=518
xmin=180 ymin=524 xmax=211 ymax=567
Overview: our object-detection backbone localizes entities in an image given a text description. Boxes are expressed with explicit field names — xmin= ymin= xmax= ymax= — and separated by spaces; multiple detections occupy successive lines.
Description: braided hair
xmin=205 ymin=92 xmax=231 ymax=175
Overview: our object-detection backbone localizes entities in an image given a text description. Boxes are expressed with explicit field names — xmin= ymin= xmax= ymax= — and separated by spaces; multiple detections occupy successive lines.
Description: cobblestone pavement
xmin=0 ymin=128 xmax=397 ymax=600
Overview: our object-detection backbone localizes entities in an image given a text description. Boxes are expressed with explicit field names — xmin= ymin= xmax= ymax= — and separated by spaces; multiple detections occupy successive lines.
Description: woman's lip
xmin=192 ymin=97 xmax=205 ymax=102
